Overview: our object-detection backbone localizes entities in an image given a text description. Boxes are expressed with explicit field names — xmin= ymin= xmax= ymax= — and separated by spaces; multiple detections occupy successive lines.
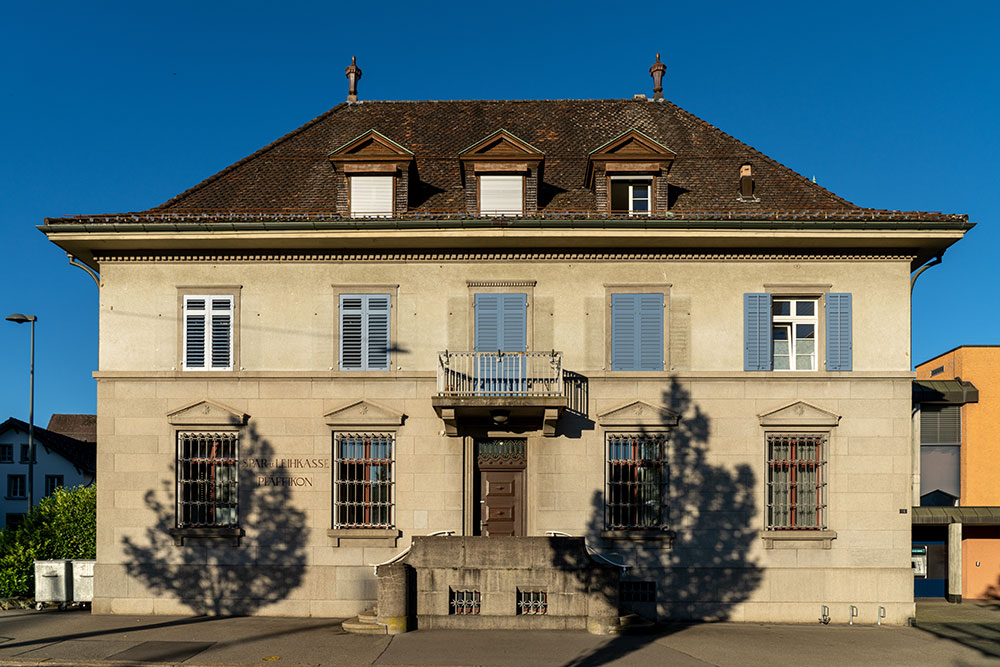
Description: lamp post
xmin=6 ymin=313 xmax=36 ymax=514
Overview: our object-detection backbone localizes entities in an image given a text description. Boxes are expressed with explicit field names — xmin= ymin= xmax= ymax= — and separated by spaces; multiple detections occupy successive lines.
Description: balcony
xmin=432 ymin=351 xmax=568 ymax=436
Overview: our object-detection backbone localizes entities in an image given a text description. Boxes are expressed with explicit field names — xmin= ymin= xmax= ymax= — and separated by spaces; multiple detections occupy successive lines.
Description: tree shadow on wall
xmin=122 ymin=420 xmax=308 ymax=615
xmin=556 ymin=377 xmax=762 ymax=666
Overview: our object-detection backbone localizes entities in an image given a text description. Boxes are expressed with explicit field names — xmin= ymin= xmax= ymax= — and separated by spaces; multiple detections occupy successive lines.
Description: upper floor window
xmin=19 ymin=444 xmax=31 ymax=463
xmin=744 ymin=292 xmax=852 ymax=372
xmin=183 ymin=295 xmax=234 ymax=371
xmin=340 ymin=294 xmax=391 ymax=371
xmin=0 ymin=444 xmax=12 ymax=464
xmin=606 ymin=432 xmax=668 ymax=530
xmin=610 ymin=177 xmax=652 ymax=216
xmin=610 ymin=293 xmax=664 ymax=371
xmin=919 ymin=404 xmax=961 ymax=506
xmin=772 ymin=298 xmax=816 ymax=371
xmin=6 ymin=474 xmax=26 ymax=499
xmin=350 ymin=175 xmax=394 ymax=218
xmin=44 ymin=475 xmax=64 ymax=496
xmin=479 ymin=175 xmax=524 ymax=217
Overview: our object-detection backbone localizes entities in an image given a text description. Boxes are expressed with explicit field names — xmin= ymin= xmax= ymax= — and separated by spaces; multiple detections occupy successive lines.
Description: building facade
xmin=41 ymin=61 xmax=971 ymax=625
xmin=914 ymin=346 xmax=1000 ymax=601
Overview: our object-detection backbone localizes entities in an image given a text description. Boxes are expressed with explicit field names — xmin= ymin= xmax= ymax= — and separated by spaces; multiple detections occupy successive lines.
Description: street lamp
xmin=6 ymin=313 xmax=37 ymax=514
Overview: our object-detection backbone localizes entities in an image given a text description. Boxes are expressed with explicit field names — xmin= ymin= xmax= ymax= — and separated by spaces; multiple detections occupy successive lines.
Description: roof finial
xmin=649 ymin=53 xmax=666 ymax=101
xmin=345 ymin=56 xmax=362 ymax=103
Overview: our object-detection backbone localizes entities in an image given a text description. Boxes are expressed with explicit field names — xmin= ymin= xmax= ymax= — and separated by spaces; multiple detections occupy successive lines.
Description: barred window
xmin=766 ymin=433 xmax=827 ymax=530
xmin=177 ymin=431 xmax=239 ymax=528
xmin=334 ymin=432 xmax=394 ymax=528
xmin=606 ymin=433 xmax=667 ymax=530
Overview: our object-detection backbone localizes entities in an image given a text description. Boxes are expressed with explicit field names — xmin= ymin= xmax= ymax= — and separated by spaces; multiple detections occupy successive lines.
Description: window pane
xmin=920 ymin=445 xmax=960 ymax=500
xmin=795 ymin=300 xmax=815 ymax=316
xmin=773 ymin=300 xmax=791 ymax=316
xmin=631 ymin=198 xmax=648 ymax=212
xmin=610 ymin=181 xmax=629 ymax=213
xmin=795 ymin=354 xmax=813 ymax=370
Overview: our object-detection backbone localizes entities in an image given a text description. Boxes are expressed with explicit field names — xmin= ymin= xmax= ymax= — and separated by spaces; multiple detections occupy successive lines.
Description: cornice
xmin=93 ymin=251 xmax=917 ymax=264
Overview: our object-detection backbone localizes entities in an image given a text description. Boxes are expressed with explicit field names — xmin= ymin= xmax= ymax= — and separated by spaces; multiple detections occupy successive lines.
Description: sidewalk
xmin=0 ymin=602 xmax=997 ymax=666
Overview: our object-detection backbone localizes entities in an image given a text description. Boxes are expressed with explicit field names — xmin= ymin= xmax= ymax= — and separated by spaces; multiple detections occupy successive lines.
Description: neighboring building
xmin=913 ymin=346 xmax=999 ymax=602
xmin=40 ymin=58 xmax=971 ymax=626
xmin=0 ymin=417 xmax=97 ymax=527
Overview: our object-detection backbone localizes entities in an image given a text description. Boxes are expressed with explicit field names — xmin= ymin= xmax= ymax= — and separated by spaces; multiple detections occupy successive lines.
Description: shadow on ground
xmin=916 ymin=599 xmax=1000 ymax=660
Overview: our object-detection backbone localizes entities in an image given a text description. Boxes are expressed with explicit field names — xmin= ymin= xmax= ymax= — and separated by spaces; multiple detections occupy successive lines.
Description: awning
xmin=913 ymin=379 xmax=979 ymax=404
xmin=912 ymin=506 xmax=1000 ymax=525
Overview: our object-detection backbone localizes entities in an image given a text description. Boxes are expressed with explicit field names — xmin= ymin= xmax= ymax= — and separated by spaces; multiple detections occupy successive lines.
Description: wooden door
xmin=480 ymin=469 xmax=524 ymax=536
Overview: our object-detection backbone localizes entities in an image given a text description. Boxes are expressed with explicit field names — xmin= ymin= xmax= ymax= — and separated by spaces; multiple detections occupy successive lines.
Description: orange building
xmin=914 ymin=346 xmax=1000 ymax=601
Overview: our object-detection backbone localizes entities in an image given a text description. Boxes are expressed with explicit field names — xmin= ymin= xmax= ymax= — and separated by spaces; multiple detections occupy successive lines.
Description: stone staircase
xmin=341 ymin=606 xmax=387 ymax=635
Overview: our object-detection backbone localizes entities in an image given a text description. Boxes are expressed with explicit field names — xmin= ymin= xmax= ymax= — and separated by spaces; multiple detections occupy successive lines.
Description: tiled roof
xmin=46 ymin=413 xmax=97 ymax=443
xmin=50 ymin=98 xmax=960 ymax=223
xmin=0 ymin=417 xmax=97 ymax=475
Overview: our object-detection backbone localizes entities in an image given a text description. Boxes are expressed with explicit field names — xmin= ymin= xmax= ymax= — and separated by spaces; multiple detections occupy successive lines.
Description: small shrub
xmin=0 ymin=485 xmax=96 ymax=598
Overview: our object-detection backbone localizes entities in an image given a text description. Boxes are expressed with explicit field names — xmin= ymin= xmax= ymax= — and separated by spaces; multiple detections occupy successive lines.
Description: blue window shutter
xmin=474 ymin=293 xmax=500 ymax=352
xmin=611 ymin=294 xmax=638 ymax=371
xmin=744 ymin=293 xmax=772 ymax=371
xmin=825 ymin=293 xmax=852 ymax=371
xmin=500 ymin=293 xmax=527 ymax=352
xmin=366 ymin=295 xmax=391 ymax=370
xmin=340 ymin=295 xmax=364 ymax=370
xmin=637 ymin=293 xmax=664 ymax=371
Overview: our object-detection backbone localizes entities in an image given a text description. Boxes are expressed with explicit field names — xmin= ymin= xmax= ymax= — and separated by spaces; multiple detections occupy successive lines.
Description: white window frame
xmin=609 ymin=176 xmax=653 ymax=216
xmin=7 ymin=474 xmax=26 ymax=499
xmin=478 ymin=174 xmax=524 ymax=217
xmin=182 ymin=294 xmax=234 ymax=371
xmin=771 ymin=298 xmax=818 ymax=371
xmin=349 ymin=175 xmax=394 ymax=218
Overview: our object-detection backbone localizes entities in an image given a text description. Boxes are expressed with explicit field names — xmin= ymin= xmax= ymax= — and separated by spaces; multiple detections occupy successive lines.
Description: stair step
xmin=357 ymin=611 xmax=378 ymax=624
xmin=342 ymin=616 xmax=387 ymax=635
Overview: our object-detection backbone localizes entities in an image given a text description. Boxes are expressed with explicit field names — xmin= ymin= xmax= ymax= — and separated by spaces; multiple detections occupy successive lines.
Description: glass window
xmin=772 ymin=298 xmax=817 ymax=371
xmin=605 ymin=433 xmax=667 ymax=529
xmin=44 ymin=475 xmax=64 ymax=496
xmin=183 ymin=295 xmax=234 ymax=371
xmin=176 ymin=432 xmax=239 ymax=528
xmin=0 ymin=445 xmax=12 ymax=463
xmin=334 ymin=432 xmax=394 ymax=528
xmin=7 ymin=474 xmax=26 ymax=499
xmin=610 ymin=178 xmax=653 ymax=216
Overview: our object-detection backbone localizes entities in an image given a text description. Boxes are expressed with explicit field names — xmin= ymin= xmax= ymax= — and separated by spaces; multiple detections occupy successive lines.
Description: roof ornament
xmin=649 ymin=53 xmax=666 ymax=101
xmin=345 ymin=56 xmax=362 ymax=103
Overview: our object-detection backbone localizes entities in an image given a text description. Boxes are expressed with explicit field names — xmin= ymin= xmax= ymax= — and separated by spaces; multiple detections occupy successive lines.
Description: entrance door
xmin=475 ymin=438 xmax=526 ymax=536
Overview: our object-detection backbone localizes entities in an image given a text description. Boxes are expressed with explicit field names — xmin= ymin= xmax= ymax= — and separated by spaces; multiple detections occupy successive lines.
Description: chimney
xmin=649 ymin=53 xmax=666 ymax=101
xmin=345 ymin=56 xmax=362 ymax=103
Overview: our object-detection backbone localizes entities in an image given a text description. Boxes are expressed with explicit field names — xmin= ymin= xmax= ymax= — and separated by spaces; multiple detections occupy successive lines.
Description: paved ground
xmin=0 ymin=601 xmax=997 ymax=666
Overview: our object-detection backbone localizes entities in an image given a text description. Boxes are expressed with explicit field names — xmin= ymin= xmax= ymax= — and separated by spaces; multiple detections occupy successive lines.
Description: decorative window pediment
xmin=459 ymin=129 xmax=543 ymax=172
xmin=586 ymin=129 xmax=676 ymax=187
xmin=597 ymin=400 xmax=678 ymax=429
xmin=167 ymin=400 xmax=248 ymax=427
xmin=328 ymin=129 xmax=413 ymax=173
xmin=758 ymin=401 xmax=840 ymax=428
xmin=324 ymin=399 xmax=405 ymax=428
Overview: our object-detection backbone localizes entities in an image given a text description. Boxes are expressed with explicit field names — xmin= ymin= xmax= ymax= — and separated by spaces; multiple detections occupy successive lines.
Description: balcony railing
xmin=437 ymin=351 xmax=564 ymax=397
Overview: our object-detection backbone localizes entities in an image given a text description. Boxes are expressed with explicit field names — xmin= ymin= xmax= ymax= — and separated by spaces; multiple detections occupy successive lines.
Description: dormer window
xmin=610 ymin=177 xmax=652 ymax=216
xmin=587 ymin=129 xmax=676 ymax=216
xmin=459 ymin=130 xmax=543 ymax=217
xmin=328 ymin=130 xmax=413 ymax=219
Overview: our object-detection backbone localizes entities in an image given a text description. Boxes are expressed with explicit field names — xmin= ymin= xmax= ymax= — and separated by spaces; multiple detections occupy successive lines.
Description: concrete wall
xmin=92 ymin=255 xmax=916 ymax=623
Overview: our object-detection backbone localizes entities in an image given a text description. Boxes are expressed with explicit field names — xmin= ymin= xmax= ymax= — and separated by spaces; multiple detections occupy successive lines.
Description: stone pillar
xmin=911 ymin=405 xmax=921 ymax=507
xmin=586 ymin=567 xmax=621 ymax=635
xmin=376 ymin=563 xmax=411 ymax=634
xmin=947 ymin=522 xmax=963 ymax=603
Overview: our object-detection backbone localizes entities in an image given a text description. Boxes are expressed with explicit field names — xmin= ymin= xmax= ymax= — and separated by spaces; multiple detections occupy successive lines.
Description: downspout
xmin=908 ymin=252 xmax=944 ymax=508
xmin=68 ymin=254 xmax=100 ymax=288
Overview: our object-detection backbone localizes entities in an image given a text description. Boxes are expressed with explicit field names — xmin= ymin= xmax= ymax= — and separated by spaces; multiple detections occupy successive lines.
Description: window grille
xmin=516 ymin=589 xmax=547 ymax=615
xmin=7 ymin=474 xmax=26 ymax=499
xmin=177 ymin=431 xmax=239 ymax=528
xmin=449 ymin=589 xmax=481 ymax=615
xmin=606 ymin=433 xmax=667 ymax=530
xmin=334 ymin=432 xmax=394 ymax=528
xmin=620 ymin=580 xmax=656 ymax=604
xmin=766 ymin=434 xmax=827 ymax=530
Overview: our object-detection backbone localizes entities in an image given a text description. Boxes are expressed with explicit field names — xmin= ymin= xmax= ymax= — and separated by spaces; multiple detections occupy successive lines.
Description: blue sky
xmin=1 ymin=1 xmax=996 ymax=425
